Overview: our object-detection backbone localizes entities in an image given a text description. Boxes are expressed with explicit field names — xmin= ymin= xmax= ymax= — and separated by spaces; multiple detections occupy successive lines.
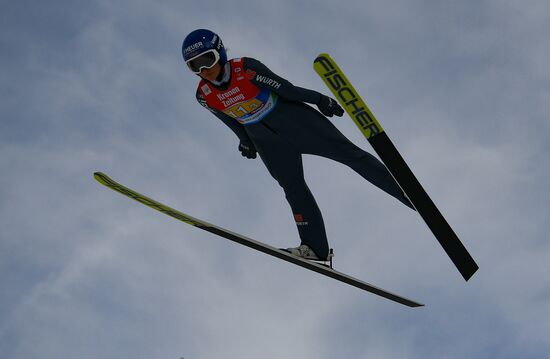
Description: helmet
xmin=182 ymin=29 xmax=227 ymax=73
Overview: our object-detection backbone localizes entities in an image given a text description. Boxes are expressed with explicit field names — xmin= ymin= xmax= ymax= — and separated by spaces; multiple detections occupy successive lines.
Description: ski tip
xmin=93 ymin=171 xmax=111 ymax=185
xmin=314 ymin=53 xmax=331 ymax=63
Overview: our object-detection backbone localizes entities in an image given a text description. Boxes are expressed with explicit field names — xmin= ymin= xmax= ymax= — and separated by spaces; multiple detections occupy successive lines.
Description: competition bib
xmin=197 ymin=58 xmax=277 ymax=125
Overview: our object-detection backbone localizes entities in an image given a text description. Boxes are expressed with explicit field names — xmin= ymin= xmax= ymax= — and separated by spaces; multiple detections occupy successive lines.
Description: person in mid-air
xmin=182 ymin=29 xmax=414 ymax=262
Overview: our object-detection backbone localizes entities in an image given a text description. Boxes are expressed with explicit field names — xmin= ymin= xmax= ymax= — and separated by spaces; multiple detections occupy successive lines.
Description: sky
xmin=1 ymin=0 xmax=549 ymax=358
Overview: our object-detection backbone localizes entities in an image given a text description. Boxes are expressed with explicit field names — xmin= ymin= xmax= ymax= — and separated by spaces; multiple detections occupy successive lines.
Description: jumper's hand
xmin=238 ymin=140 xmax=257 ymax=159
xmin=317 ymin=95 xmax=344 ymax=117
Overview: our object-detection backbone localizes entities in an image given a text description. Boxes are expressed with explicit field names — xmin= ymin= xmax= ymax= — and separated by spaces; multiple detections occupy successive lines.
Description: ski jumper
xmin=195 ymin=57 xmax=413 ymax=259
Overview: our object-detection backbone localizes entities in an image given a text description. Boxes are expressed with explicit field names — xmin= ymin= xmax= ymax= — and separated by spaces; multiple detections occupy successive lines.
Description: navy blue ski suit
xmin=195 ymin=57 xmax=413 ymax=259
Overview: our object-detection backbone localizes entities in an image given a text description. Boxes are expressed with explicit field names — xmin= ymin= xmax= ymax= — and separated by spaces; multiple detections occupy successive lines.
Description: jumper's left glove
xmin=238 ymin=139 xmax=257 ymax=159
xmin=317 ymin=94 xmax=344 ymax=117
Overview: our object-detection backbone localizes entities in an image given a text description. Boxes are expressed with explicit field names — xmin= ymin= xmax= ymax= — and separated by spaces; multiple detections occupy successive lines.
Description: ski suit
xmin=195 ymin=57 xmax=413 ymax=259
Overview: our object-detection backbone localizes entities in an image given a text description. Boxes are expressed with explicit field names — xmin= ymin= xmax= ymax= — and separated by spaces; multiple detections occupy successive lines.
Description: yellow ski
xmin=314 ymin=54 xmax=478 ymax=281
xmin=94 ymin=172 xmax=423 ymax=307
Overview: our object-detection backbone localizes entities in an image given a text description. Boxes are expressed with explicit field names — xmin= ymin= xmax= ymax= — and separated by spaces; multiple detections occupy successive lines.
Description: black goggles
xmin=185 ymin=49 xmax=220 ymax=74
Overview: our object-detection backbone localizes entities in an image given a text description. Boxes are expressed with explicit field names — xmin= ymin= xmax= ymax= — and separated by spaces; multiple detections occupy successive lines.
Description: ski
xmin=94 ymin=172 xmax=423 ymax=308
xmin=314 ymin=53 xmax=478 ymax=281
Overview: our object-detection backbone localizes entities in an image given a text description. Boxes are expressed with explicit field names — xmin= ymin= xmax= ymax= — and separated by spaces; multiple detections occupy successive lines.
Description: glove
xmin=238 ymin=139 xmax=257 ymax=159
xmin=317 ymin=94 xmax=344 ymax=117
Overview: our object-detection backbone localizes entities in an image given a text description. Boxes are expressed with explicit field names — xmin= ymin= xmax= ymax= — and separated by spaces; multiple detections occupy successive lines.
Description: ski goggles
xmin=185 ymin=49 xmax=220 ymax=74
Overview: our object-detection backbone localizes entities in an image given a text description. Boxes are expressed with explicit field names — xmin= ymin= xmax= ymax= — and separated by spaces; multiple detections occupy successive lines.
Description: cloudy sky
xmin=1 ymin=0 xmax=549 ymax=358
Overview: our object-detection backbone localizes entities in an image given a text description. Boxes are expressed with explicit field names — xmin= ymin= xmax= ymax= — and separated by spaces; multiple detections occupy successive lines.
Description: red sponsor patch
xmin=293 ymin=214 xmax=304 ymax=222
xmin=245 ymin=69 xmax=256 ymax=80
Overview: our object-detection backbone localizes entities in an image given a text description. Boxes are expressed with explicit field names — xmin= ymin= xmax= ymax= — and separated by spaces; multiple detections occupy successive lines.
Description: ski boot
xmin=282 ymin=245 xmax=334 ymax=269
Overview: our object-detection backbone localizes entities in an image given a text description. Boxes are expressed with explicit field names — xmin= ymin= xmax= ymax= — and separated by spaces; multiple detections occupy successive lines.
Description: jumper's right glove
xmin=238 ymin=139 xmax=257 ymax=159
xmin=317 ymin=94 xmax=344 ymax=117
